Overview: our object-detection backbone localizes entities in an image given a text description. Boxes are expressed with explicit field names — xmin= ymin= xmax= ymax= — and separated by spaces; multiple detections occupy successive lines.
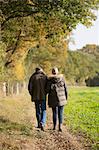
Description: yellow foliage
xmin=14 ymin=62 xmax=25 ymax=80
xmin=41 ymin=61 xmax=52 ymax=74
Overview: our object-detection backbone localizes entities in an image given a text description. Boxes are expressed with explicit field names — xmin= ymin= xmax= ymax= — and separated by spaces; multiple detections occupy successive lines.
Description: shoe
xmin=53 ymin=125 xmax=56 ymax=130
xmin=37 ymin=125 xmax=40 ymax=128
xmin=39 ymin=122 xmax=44 ymax=131
xmin=36 ymin=122 xmax=40 ymax=128
xmin=53 ymin=124 xmax=56 ymax=130
xmin=59 ymin=124 xmax=62 ymax=132
xmin=59 ymin=128 xmax=62 ymax=132
xmin=53 ymin=127 xmax=56 ymax=130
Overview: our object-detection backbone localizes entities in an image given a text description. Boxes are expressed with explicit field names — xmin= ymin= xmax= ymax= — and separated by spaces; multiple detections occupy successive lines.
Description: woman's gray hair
xmin=52 ymin=67 xmax=59 ymax=75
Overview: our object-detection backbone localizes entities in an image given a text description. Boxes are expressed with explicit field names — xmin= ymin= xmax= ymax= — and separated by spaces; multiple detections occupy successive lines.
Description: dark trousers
xmin=52 ymin=106 xmax=64 ymax=128
xmin=35 ymin=99 xmax=46 ymax=127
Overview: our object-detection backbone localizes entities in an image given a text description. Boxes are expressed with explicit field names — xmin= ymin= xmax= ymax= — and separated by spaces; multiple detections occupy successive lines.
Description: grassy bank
xmin=0 ymin=93 xmax=34 ymax=136
xmin=64 ymin=87 xmax=99 ymax=149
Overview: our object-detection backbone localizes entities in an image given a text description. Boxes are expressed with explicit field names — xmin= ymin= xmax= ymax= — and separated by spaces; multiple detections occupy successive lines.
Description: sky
xmin=69 ymin=11 xmax=99 ymax=50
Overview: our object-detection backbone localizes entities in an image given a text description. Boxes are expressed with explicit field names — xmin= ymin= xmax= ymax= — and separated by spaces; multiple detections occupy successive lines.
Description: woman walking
xmin=46 ymin=67 xmax=68 ymax=132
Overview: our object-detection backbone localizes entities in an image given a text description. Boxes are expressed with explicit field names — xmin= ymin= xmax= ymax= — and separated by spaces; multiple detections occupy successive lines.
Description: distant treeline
xmin=65 ymin=45 xmax=99 ymax=86
xmin=85 ymin=74 xmax=99 ymax=87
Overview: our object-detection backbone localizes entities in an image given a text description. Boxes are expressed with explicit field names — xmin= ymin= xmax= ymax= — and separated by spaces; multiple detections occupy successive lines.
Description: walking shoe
xmin=37 ymin=125 xmax=40 ymax=128
xmin=59 ymin=128 xmax=62 ymax=132
xmin=59 ymin=124 xmax=62 ymax=132
xmin=53 ymin=125 xmax=56 ymax=130
xmin=36 ymin=122 xmax=40 ymax=128
xmin=53 ymin=126 xmax=56 ymax=130
xmin=39 ymin=122 xmax=44 ymax=131
xmin=53 ymin=124 xmax=56 ymax=130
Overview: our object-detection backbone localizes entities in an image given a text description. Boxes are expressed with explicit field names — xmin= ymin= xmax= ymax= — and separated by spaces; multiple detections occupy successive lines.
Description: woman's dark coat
xmin=28 ymin=70 xmax=47 ymax=102
xmin=46 ymin=74 xmax=68 ymax=107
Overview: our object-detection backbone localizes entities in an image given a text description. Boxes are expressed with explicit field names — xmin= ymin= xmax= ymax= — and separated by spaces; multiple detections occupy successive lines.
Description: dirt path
xmin=0 ymin=109 xmax=85 ymax=150
xmin=0 ymin=96 xmax=86 ymax=150
xmin=28 ymin=106 xmax=85 ymax=150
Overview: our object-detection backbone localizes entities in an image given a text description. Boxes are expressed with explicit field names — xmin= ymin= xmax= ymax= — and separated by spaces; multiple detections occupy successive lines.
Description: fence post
xmin=3 ymin=82 xmax=6 ymax=97
xmin=16 ymin=82 xmax=19 ymax=95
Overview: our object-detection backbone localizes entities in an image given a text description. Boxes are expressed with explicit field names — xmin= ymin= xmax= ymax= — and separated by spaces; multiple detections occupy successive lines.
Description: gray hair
xmin=35 ymin=67 xmax=43 ymax=72
xmin=52 ymin=67 xmax=59 ymax=75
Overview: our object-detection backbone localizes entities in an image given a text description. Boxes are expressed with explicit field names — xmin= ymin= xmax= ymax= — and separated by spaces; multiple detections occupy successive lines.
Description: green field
xmin=64 ymin=87 xmax=99 ymax=149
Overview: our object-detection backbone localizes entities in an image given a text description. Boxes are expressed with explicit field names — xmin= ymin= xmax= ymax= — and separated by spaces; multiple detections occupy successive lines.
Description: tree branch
xmin=1 ymin=10 xmax=39 ymax=30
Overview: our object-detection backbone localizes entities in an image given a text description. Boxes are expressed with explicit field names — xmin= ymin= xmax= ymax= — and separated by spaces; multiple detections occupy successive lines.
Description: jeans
xmin=52 ymin=106 xmax=64 ymax=127
xmin=35 ymin=99 xmax=46 ymax=127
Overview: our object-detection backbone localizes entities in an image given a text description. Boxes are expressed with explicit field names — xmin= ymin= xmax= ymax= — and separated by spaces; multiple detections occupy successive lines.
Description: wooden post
xmin=3 ymin=82 xmax=6 ymax=97
xmin=11 ymin=83 xmax=14 ymax=96
xmin=16 ymin=82 xmax=19 ymax=95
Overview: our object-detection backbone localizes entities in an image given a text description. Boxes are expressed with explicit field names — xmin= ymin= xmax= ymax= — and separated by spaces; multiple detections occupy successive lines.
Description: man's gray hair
xmin=35 ymin=67 xmax=43 ymax=72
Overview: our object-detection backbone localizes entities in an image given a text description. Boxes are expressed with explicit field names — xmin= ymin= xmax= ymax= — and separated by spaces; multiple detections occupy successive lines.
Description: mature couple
xmin=28 ymin=67 xmax=68 ymax=132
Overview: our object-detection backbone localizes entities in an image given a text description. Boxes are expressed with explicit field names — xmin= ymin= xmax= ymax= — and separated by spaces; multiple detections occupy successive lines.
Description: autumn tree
xmin=0 ymin=0 xmax=99 ymax=79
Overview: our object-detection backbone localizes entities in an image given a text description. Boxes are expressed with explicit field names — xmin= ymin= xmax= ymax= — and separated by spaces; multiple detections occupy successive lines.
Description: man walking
xmin=28 ymin=67 xmax=47 ymax=131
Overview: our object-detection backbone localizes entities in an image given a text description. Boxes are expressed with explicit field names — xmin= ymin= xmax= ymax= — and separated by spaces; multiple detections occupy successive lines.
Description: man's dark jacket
xmin=28 ymin=70 xmax=47 ymax=102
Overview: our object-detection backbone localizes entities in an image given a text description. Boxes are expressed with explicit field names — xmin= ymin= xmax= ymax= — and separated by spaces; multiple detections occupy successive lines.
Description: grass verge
xmin=64 ymin=87 xmax=99 ymax=150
